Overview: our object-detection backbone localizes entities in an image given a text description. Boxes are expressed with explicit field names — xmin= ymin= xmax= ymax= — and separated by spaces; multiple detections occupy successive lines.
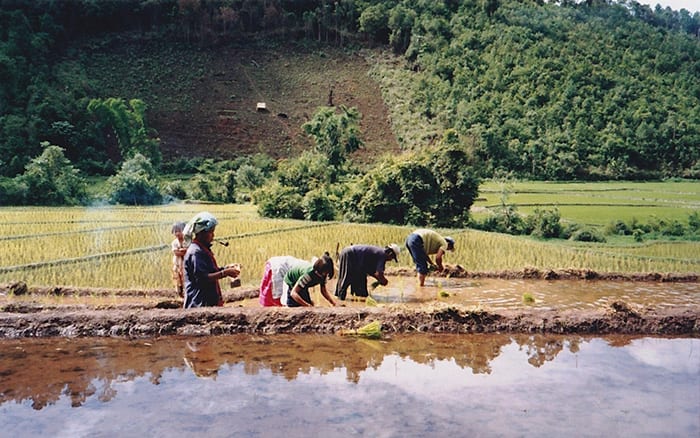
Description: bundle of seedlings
xmin=339 ymin=320 xmax=382 ymax=339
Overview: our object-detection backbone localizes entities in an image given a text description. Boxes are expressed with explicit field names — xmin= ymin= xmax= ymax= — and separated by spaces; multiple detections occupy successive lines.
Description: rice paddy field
xmin=474 ymin=180 xmax=700 ymax=226
xmin=1 ymin=180 xmax=698 ymax=289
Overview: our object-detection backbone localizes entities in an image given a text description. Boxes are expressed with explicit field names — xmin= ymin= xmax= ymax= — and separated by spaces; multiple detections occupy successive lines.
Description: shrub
xmin=189 ymin=174 xmax=216 ymax=202
xmin=222 ymin=170 xmax=236 ymax=203
xmin=480 ymin=205 xmax=526 ymax=235
xmin=18 ymin=143 xmax=87 ymax=206
xmin=688 ymin=211 xmax=700 ymax=233
xmin=105 ymin=153 xmax=162 ymax=205
xmin=276 ymin=151 xmax=334 ymax=195
xmin=633 ymin=228 xmax=644 ymax=242
xmin=661 ymin=219 xmax=685 ymax=237
xmin=235 ymin=164 xmax=265 ymax=190
xmin=569 ymin=227 xmax=606 ymax=243
xmin=346 ymin=141 xmax=478 ymax=226
xmin=162 ymin=180 xmax=188 ymax=200
xmin=303 ymin=189 xmax=336 ymax=221
xmin=527 ymin=208 xmax=562 ymax=239
xmin=253 ymin=183 xmax=304 ymax=219
xmin=605 ymin=219 xmax=630 ymax=236
xmin=0 ymin=178 xmax=27 ymax=206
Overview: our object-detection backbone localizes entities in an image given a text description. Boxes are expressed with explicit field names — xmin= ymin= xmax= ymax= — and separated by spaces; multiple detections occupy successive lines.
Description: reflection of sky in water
xmin=2 ymin=338 xmax=698 ymax=437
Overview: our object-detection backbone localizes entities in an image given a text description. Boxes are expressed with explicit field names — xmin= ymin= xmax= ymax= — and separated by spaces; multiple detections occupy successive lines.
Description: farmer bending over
xmin=282 ymin=253 xmax=337 ymax=307
xmin=334 ymin=244 xmax=401 ymax=300
xmin=405 ymin=229 xmax=454 ymax=287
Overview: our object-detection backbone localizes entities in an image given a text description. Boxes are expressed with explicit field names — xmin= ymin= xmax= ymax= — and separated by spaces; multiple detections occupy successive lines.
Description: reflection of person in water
xmin=183 ymin=340 xmax=220 ymax=379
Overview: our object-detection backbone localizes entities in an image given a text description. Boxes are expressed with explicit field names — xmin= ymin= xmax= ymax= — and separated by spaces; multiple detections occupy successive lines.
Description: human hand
xmin=222 ymin=264 xmax=240 ymax=278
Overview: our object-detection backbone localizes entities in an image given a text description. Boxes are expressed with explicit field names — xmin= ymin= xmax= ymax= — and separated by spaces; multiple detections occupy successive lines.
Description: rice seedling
xmin=339 ymin=320 xmax=382 ymax=339
xmin=1 ymin=197 xmax=698 ymax=290
xmin=522 ymin=293 xmax=535 ymax=304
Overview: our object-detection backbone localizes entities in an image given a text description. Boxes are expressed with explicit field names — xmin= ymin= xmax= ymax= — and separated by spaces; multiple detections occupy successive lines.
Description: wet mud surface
xmin=1 ymin=268 xmax=699 ymax=338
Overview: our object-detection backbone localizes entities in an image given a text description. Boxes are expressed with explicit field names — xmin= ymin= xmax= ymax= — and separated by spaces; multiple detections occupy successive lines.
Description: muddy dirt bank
xmin=0 ymin=303 xmax=698 ymax=339
xmin=1 ymin=294 xmax=698 ymax=339
xmin=1 ymin=268 xmax=699 ymax=339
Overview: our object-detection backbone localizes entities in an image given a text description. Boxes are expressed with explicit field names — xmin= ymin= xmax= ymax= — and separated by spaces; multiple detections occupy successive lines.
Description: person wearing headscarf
xmin=259 ymin=256 xmax=310 ymax=307
xmin=405 ymin=229 xmax=455 ymax=287
xmin=334 ymin=244 xmax=401 ymax=300
xmin=182 ymin=212 xmax=240 ymax=308
xmin=281 ymin=253 xmax=337 ymax=307
xmin=170 ymin=221 xmax=187 ymax=298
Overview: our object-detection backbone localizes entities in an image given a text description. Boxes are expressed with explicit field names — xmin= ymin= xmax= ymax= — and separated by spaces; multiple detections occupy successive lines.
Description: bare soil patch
xmin=89 ymin=40 xmax=401 ymax=164
xmin=2 ymin=268 xmax=698 ymax=338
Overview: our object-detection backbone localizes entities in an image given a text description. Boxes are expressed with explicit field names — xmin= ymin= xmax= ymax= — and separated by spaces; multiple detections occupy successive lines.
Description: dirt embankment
xmin=1 ymin=301 xmax=698 ymax=339
xmin=2 ymin=268 xmax=699 ymax=339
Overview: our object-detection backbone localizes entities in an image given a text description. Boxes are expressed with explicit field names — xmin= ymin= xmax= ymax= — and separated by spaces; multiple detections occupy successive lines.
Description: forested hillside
xmin=394 ymin=1 xmax=700 ymax=180
xmin=1 ymin=0 xmax=698 ymax=203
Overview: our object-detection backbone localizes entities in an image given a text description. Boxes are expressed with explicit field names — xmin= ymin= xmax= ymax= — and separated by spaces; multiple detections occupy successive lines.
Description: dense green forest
xmin=1 ymin=0 xmax=698 ymax=223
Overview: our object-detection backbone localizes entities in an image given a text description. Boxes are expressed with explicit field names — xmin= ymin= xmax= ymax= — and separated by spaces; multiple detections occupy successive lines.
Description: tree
xmin=303 ymin=188 xmax=336 ymax=221
xmin=87 ymin=97 xmax=161 ymax=168
xmin=347 ymin=134 xmax=479 ymax=226
xmin=359 ymin=3 xmax=390 ymax=43
xmin=235 ymin=164 xmax=265 ymax=190
xmin=105 ymin=153 xmax=162 ymax=205
xmin=253 ymin=182 xmax=304 ymax=219
xmin=302 ymin=105 xmax=363 ymax=168
xmin=388 ymin=4 xmax=416 ymax=53
xmin=276 ymin=151 xmax=334 ymax=195
xmin=18 ymin=143 xmax=87 ymax=205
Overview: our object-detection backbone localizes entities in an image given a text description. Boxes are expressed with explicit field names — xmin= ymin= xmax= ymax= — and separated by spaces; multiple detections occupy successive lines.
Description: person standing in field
xmin=405 ymin=229 xmax=455 ymax=287
xmin=170 ymin=221 xmax=187 ymax=298
xmin=182 ymin=212 xmax=240 ymax=308
xmin=281 ymin=253 xmax=337 ymax=307
xmin=259 ymin=255 xmax=310 ymax=306
xmin=334 ymin=244 xmax=401 ymax=300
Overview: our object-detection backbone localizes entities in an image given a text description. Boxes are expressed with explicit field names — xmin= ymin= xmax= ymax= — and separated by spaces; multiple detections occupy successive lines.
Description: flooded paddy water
xmin=227 ymin=275 xmax=700 ymax=318
xmin=1 ymin=277 xmax=699 ymax=436
xmin=0 ymin=334 xmax=698 ymax=437
xmin=360 ymin=277 xmax=700 ymax=310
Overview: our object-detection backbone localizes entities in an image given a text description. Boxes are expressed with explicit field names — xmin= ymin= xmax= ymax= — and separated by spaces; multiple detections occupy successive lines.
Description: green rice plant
xmin=522 ymin=293 xmax=535 ymax=304
xmin=1 ymin=199 xmax=699 ymax=290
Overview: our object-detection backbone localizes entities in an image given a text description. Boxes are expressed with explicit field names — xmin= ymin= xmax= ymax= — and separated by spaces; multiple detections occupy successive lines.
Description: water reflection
xmin=1 ymin=335 xmax=698 ymax=436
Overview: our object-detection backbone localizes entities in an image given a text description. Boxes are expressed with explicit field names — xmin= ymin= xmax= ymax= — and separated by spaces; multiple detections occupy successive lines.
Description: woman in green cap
xmin=182 ymin=212 xmax=240 ymax=308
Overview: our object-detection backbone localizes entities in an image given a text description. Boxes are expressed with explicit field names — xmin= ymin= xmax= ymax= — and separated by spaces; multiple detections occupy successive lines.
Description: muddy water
xmin=1 ymin=334 xmax=698 ymax=437
xmin=339 ymin=277 xmax=700 ymax=310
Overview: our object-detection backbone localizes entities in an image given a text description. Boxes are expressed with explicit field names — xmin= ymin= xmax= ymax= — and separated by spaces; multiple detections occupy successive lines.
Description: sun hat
xmin=387 ymin=243 xmax=401 ymax=261
xmin=445 ymin=236 xmax=455 ymax=250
